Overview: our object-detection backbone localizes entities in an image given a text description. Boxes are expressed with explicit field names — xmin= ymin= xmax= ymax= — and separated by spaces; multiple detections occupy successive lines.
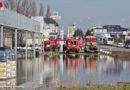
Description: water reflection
xmin=84 ymin=55 xmax=98 ymax=73
xmin=6 ymin=54 xmax=130 ymax=89
xmin=97 ymin=55 xmax=123 ymax=75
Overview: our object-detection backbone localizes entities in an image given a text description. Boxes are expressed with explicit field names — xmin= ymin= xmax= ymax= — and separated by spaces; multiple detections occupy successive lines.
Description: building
xmin=92 ymin=27 xmax=108 ymax=41
xmin=30 ymin=16 xmax=59 ymax=44
xmin=93 ymin=27 xmax=107 ymax=36
xmin=125 ymin=29 xmax=130 ymax=41
xmin=103 ymin=25 xmax=128 ymax=41
xmin=32 ymin=17 xmax=59 ymax=40
xmin=31 ymin=16 xmax=44 ymax=33
xmin=44 ymin=18 xmax=59 ymax=40
xmin=92 ymin=25 xmax=130 ymax=42
xmin=28 ymin=16 xmax=45 ymax=45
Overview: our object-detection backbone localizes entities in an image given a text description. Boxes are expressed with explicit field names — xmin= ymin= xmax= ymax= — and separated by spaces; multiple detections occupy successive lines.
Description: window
xmin=108 ymin=38 xmax=114 ymax=41
xmin=45 ymin=42 xmax=50 ymax=46
xmin=71 ymin=41 xmax=76 ymax=45
xmin=52 ymin=30 xmax=56 ymax=32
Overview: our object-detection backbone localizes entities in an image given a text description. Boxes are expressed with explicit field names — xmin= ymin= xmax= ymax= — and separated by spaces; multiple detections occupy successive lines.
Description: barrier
xmin=99 ymin=49 xmax=112 ymax=55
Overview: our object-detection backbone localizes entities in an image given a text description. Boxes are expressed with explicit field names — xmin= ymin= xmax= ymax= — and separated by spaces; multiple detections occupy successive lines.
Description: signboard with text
xmin=50 ymin=12 xmax=61 ymax=20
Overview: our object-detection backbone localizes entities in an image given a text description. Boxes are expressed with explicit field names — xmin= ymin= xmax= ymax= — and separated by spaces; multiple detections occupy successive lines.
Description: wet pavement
xmin=0 ymin=53 xmax=130 ymax=89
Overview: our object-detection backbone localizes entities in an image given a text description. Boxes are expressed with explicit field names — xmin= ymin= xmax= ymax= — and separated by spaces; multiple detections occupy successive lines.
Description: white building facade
xmin=44 ymin=18 xmax=58 ymax=40
xmin=92 ymin=27 xmax=108 ymax=41
xmin=93 ymin=27 xmax=107 ymax=36
xmin=31 ymin=17 xmax=59 ymax=41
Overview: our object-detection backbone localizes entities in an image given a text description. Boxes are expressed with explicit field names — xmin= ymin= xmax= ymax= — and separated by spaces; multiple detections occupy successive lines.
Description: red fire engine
xmin=64 ymin=38 xmax=84 ymax=53
xmin=43 ymin=39 xmax=60 ymax=51
xmin=84 ymin=36 xmax=98 ymax=53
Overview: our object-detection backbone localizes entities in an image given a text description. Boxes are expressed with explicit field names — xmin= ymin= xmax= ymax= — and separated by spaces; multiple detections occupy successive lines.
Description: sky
xmin=38 ymin=0 xmax=130 ymax=33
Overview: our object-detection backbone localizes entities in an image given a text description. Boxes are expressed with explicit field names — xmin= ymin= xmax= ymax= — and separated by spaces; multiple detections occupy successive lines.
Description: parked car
xmin=117 ymin=42 xmax=124 ymax=48
xmin=125 ymin=43 xmax=130 ymax=48
xmin=0 ymin=47 xmax=15 ymax=61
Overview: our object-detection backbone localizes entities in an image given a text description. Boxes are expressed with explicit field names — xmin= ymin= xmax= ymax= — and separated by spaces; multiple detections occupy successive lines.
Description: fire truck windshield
xmin=45 ymin=42 xmax=50 ymax=46
xmin=86 ymin=38 xmax=95 ymax=42
xmin=108 ymin=38 xmax=114 ymax=41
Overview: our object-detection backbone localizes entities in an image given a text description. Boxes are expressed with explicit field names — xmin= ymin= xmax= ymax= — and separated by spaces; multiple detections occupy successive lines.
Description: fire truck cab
xmin=84 ymin=36 xmax=98 ymax=53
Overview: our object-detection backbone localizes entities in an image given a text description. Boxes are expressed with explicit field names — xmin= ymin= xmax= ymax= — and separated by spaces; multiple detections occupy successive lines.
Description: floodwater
xmin=1 ymin=53 xmax=130 ymax=89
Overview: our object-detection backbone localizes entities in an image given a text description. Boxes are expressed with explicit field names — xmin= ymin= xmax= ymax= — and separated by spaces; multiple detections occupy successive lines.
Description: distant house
xmin=44 ymin=18 xmax=59 ymax=40
xmin=31 ymin=17 xmax=59 ymax=41
xmin=103 ymin=25 xmax=129 ymax=41
xmin=93 ymin=27 xmax=107 ymax=36
xmin=92 ymin=27 xmax=108 ymax=41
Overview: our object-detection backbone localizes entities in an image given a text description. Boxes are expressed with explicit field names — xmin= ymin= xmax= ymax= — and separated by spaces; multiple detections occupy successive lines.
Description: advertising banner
xmin=0 ymin=61 xmax=16 ymax=79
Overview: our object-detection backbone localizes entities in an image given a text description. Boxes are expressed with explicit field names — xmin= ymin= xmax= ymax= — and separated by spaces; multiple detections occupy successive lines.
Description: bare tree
xmin=46 ymin=5 xmax=51 ymax=18
xmin=7 ymin=0 xmax=15 ymax=10
xmin=21 ymin=0 xmax=30 ymax=16
xmin=5 ymin=0 xmax=37 ymax=17
xmin=30 ymin=1 xmax=37 ymax=16
xmin=16 ymin=0 xmax=22 ymax=13
xmin=39 ymin=3 xmax=44 ymax=16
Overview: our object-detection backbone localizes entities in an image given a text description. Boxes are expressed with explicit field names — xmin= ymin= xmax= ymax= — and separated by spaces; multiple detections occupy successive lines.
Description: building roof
xmin=93 ymin=28 xmax=107 ymax=29
xmin=103 ymin=25 xmax=121 ymax=27
xmin=44 ymin=18 xmax=59 ymax=26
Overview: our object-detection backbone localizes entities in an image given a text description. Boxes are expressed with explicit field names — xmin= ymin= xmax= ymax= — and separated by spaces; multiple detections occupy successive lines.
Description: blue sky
xmin=38 ymin=0 xmax=130 ymax=33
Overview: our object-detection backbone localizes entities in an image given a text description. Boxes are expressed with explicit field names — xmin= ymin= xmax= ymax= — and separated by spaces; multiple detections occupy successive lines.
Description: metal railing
xmin=0 ymin=9 xmax=41 ymax=33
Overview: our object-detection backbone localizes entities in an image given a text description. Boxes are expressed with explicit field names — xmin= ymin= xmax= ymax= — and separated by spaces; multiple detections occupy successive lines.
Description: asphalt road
xmin=98 ymin=45 xmax=130 ymax=52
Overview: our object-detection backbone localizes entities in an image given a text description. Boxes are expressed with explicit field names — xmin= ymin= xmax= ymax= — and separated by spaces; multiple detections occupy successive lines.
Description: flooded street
xmin=9 ymin=53 xmax=130 ymax=89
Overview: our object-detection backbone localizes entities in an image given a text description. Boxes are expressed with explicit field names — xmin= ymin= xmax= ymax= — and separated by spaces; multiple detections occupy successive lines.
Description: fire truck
xmin=43 ymin=40 xmax=60 ymax=51
xmin=64 ymin=38 xmax=84 ymax=53
xmin=84 ymin=36 xmax=98 ymax=53
xmin=43 ymin=40 xmax=54 ymax=51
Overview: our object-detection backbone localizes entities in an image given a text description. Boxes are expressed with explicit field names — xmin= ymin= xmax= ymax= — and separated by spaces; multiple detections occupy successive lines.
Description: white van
xmin=104 ymin=37 xmax=114 ymax=45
